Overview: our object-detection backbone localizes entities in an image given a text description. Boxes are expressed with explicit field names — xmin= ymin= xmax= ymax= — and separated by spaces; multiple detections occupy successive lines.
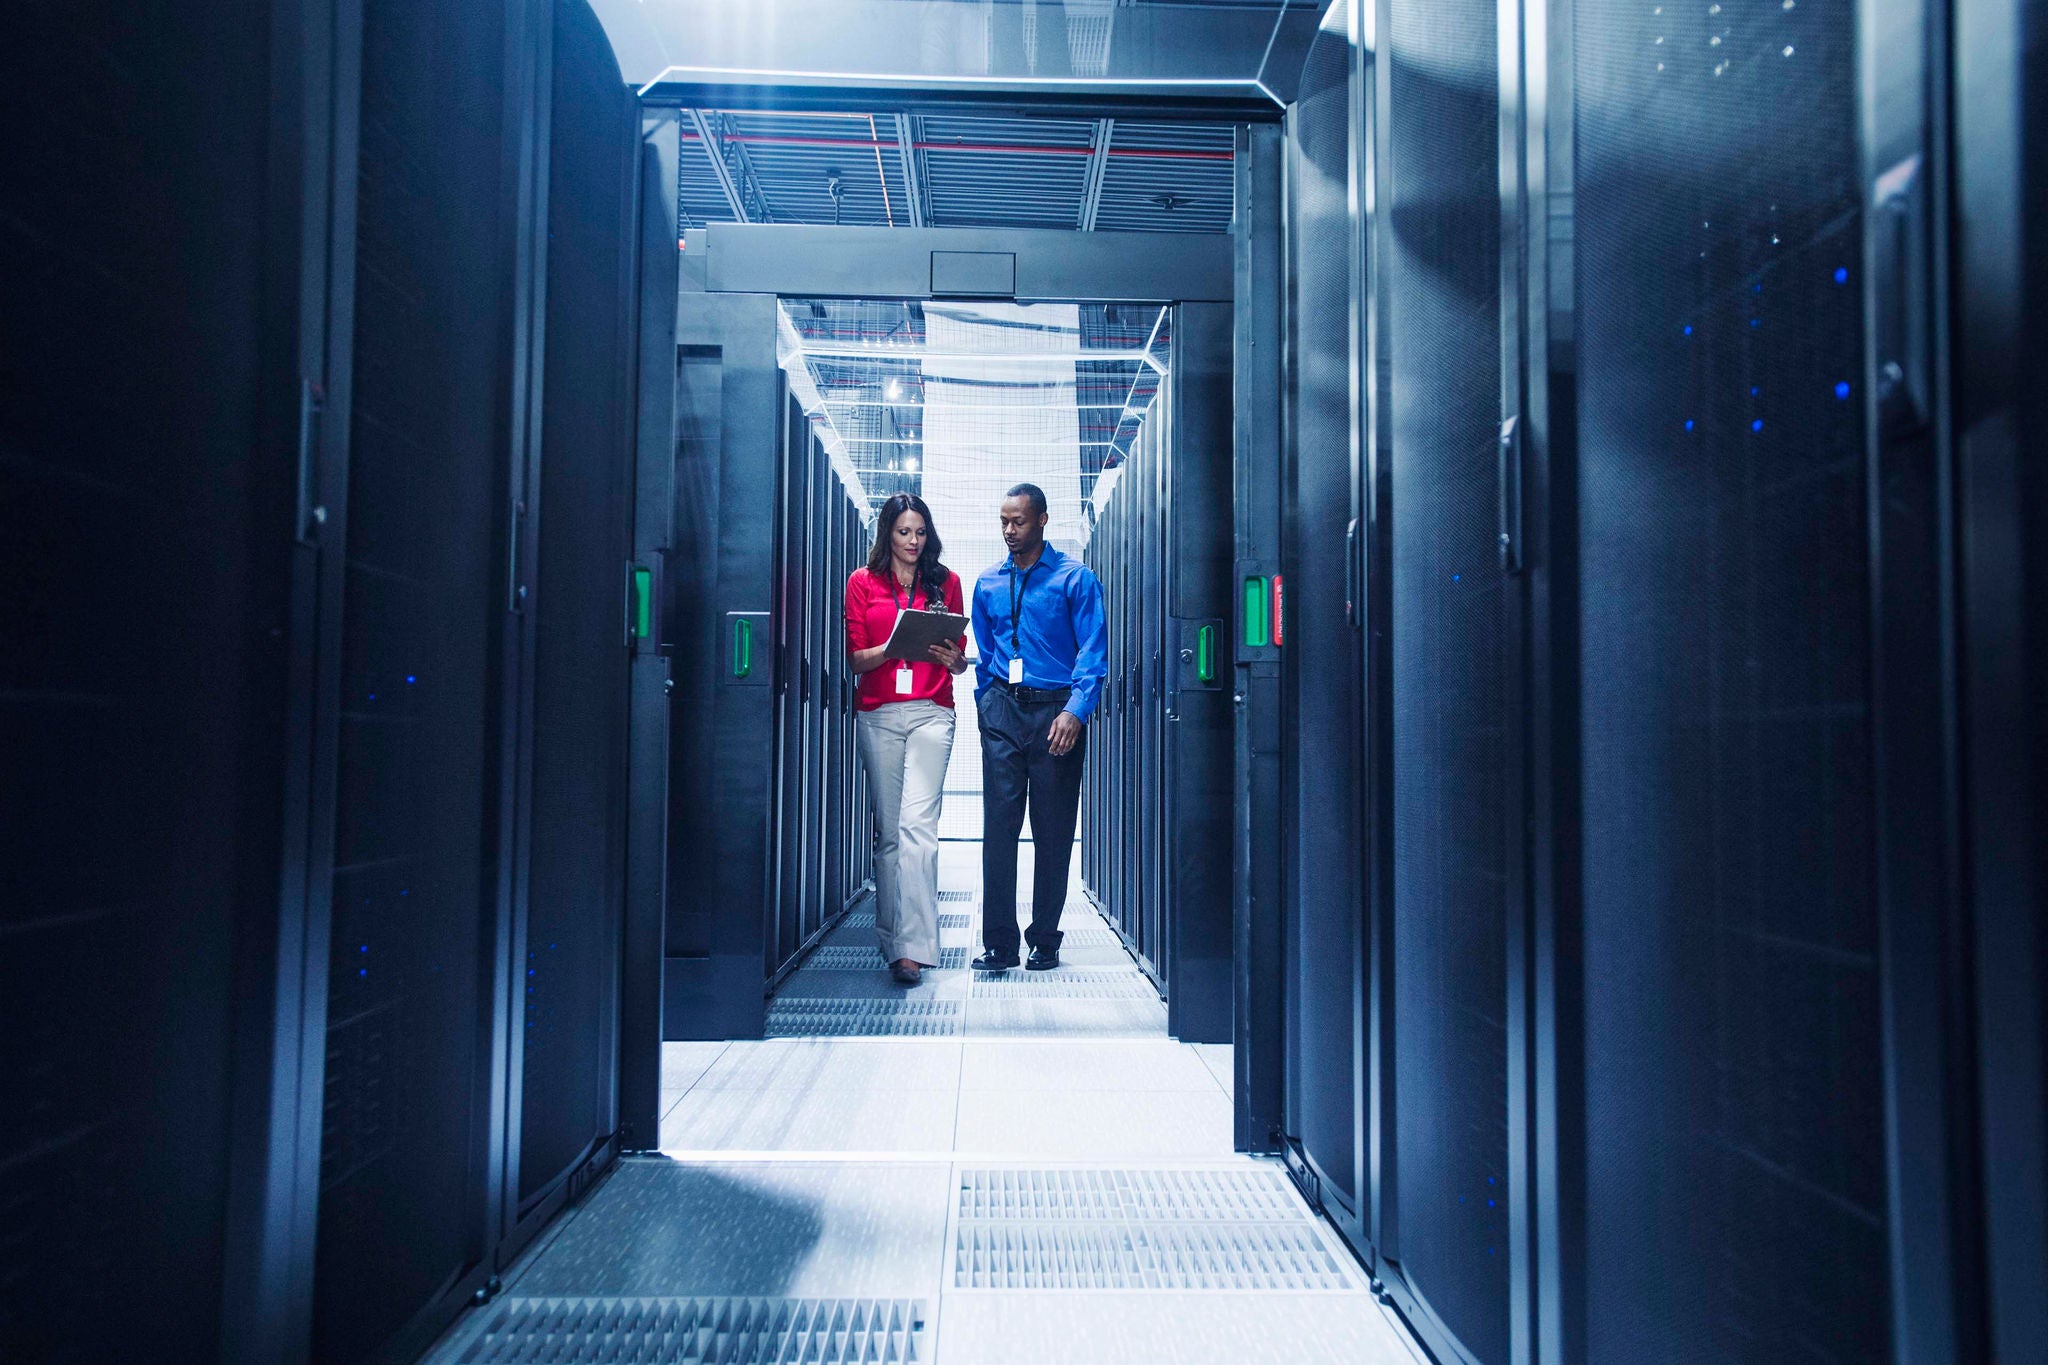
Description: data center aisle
xmin=422 ymin=843 xmax=1422 ymax=1363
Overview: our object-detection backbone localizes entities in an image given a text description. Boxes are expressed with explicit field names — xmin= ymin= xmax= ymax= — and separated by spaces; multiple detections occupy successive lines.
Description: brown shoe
xmin=890 ymin=959 xmax=922 ymax=985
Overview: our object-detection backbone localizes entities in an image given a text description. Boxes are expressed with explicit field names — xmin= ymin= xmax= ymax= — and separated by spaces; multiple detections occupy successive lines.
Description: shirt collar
xmin=1001 ymin=543 xmax=1063 ymax=576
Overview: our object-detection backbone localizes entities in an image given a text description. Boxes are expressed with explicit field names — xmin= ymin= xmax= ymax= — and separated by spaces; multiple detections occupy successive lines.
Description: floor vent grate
xmin=767 ymin=1000 xmax=963 ymax=1037
xmin=950 ymin=1168 xmax=1356 ymax=1291
xmin=459 ymin=1297 xmax=926 ymax=1363
xmin=937 ymin=913 xmax=971 ymax=929
xmin=950 ymin=1222 xmax=1353 ymax=1291
xmin=842 ymin=909 xmax=877 ymax=928
xmin=970 ymin=973 xmax=1158 ymax=1000
xmin=957 ymin=1168 xmax=1308 ymax=1223
xmin=803 ymin=946 xmax=969 ymax=971
xmin=938 ymin=890 xmax=973 ymax=902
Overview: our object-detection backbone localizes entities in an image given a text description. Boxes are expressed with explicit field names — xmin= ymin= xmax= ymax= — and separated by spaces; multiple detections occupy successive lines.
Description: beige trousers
xmin=855 ymin=700 xmax=956 ymax=966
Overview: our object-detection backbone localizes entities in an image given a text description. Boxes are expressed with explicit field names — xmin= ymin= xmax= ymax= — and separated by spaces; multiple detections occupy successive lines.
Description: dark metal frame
xmin=1232 ymin=121 xmax=1289 ymax=1156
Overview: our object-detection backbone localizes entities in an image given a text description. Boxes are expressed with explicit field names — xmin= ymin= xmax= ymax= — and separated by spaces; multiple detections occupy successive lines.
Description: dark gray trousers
xmin=978 ymin=685 xmax=1087 ymax=955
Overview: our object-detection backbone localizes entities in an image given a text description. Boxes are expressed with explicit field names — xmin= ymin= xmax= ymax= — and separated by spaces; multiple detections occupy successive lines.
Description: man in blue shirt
xmin=969 ymin=483 xmax=1109 ymax=972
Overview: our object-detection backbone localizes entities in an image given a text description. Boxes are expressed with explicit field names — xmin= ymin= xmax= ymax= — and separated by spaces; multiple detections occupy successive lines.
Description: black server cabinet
xmin=310 ymin=0 xmax=525 ymax=1354
xmin=1281 ymin=19 xmax=1368 ymax=1243
xmin=0 ymin=1 xmax=325 ymax=1354
xmin=1380 ymin=0 xmax=1513 ymax=1358
xmin=1565 ymin=0 xmax=1888 ymax=1358
xmin=512 ymin=0 xmax=636 ymax=1250
xmin=663 ymin=290 xmax=781 ymax=1039
xmin=1165 ymin=304 xmax=1236 ymax=1045
xmin=1083 ymin=320 xmax=1233 ymax=1042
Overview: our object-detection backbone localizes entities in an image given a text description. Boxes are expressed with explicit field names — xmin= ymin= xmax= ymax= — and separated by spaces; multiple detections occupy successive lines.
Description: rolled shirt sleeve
xmin=844 ymin=571 xmax=874 ymax=654
xmin=1064 ymin=567 xmax=1109 ymax=722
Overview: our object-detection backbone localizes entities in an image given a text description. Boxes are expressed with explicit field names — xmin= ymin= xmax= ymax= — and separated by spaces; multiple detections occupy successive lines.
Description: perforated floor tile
xmin=938 ymin=890 xmax=972 ymax=902
xmin=804 ymin=947 xmax=969 ymax=971
xmin=459 ymin=1297 xmax=926 ymax=1364
xmin=957 ymin=1168 xmax=1306 ymax=1223
xmin=937 ymin=913 xmax=971 ymax=929
xmin=766 ymin=1000 xmax=963 ymax=1037
xmin=950 ymin=1221 xmax=1354 ymax=1291
xmin=969 ymin=973 xmax=1160 ymax=1000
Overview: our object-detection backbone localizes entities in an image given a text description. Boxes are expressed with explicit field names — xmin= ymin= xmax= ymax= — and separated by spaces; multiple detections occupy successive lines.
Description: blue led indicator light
xmin=1834 ymin=267 xmax=1850 ymax=284
xmin=1835 ymin=381 xmax=1852 ymax=400
xmin=1752 ymin=419 xmax=1765 ymax=432
xmin=1750 ymin=387 xmax=1760 ymax=397
xmin=358 ymin=968 xmax=367 ymax=977
xmin=1750 ymin=318 xmax=1760 ymax=328
xmin=406 ymin=674 xmax=417 ymax=685
xmin=368 ymin=693 xmax=377 ymax=702
xmin=1682 ymin=325 xmax=1693 ymax=336
xmin=1488 ymin=1199 xmax=1497 ymax=1208
xmin=1684 ymin=420 xmax=1695 ymax=432
xmin=1452 ymin=574 xmax=1461 ymax=583
xmin=360 ymin=944 xmax=368 ymax=953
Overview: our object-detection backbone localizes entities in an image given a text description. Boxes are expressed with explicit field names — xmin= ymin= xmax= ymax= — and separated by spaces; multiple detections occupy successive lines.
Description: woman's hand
xmin=927 ymin=640 xmax=966 ymax=674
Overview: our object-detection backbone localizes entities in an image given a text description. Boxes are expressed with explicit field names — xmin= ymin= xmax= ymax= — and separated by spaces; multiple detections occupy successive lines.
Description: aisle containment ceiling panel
xmin=673 ymin=108 xmax=1234 ymax=235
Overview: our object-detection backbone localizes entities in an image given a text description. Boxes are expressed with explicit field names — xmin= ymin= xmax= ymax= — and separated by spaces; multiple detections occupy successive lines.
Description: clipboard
xmin=881 ymin=607 xmax=969 ymax=662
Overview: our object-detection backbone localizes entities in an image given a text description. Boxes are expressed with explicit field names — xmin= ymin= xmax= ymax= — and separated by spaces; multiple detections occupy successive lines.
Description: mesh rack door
xmin=1383 ymin=0 xmax=1512 ymax=1357
xmin=1572 ymin=0 xmax=1887 ymax=1357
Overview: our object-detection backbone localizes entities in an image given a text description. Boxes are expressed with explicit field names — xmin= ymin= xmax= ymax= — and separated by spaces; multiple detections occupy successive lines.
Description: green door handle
xmin=1195 ymin=624 xmax=1216 ymax=683
xmin=733 ymin=617 xmax=753 ymax=678
xmin=1242 ymin=576 xmax=1270 ymax=648
xmin=632 ymin=566 xmax=652 ymax=641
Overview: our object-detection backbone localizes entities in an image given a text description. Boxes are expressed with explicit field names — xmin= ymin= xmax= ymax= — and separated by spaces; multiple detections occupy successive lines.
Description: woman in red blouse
xmin=845 ymin=493 xmax=969 ymax=984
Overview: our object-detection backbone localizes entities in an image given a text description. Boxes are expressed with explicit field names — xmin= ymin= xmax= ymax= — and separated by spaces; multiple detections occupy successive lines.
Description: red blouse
xmin=845 ymin=567 xmax=966 ymax=711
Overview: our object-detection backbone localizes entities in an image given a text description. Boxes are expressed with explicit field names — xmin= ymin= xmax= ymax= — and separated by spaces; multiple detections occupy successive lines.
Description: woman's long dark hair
xmin=867 ymin=493 xmax=949 ymax=604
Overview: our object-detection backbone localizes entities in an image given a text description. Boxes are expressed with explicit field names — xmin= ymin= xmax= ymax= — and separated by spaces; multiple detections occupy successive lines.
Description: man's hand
xmin=1048 ymin=710 xmax=1083 ymax=758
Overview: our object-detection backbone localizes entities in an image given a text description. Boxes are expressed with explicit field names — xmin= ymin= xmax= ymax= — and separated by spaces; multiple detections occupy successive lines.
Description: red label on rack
xmin=1271 ymin=575 xmax=1284 ymax=647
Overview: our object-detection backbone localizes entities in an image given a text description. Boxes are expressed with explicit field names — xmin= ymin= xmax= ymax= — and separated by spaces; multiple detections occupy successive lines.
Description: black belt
xmin=991 ymin=678 xmax=1070 ymax=706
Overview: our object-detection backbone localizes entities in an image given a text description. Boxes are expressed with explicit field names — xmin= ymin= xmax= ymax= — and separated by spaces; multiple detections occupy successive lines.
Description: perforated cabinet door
xmin=1383 ymin=0 xmax=1512 ymax=1357
xmin=1572 ymin=1 xmax=1886 ymax=1359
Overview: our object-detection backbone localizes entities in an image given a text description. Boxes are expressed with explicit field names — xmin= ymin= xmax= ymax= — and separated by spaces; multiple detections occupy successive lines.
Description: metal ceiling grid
xmin=675 ymin=106 xmax=1235 ymax=234
xmin=1091 ymin=121 xmax=1236 ymax=232
xmin=917 ymin=113 xmax=1101 ymax=231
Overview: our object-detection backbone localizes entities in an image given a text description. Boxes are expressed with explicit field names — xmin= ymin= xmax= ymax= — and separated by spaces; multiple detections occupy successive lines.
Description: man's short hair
xmin=1006 ymin=483 xmax=1048 ymax=519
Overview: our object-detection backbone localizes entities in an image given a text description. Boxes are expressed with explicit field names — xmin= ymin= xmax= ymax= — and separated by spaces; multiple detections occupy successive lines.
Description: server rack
xmin=1255 ymin=0 xmax=2043 ymax=1361
xmin=1082 ymin=322 xmax=1233 ymax=1043
xmin=1277 ymin=15 xmax=1370 ymax=1255
xmin=8 ymin=1 xmax=647 ymax=1357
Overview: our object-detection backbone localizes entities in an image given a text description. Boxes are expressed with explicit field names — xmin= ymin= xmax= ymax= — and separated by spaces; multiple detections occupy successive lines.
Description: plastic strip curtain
xmin=920 ymin=301 xmax=1088 ymax=838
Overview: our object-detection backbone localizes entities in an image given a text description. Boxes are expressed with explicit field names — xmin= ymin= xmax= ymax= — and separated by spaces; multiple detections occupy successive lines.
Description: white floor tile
xmin=960 ymin=1039 xmax=1220 ymax=1093
xmin=660 ymin=1085 xmax=959 ymax=1153
xmin=952 ymin=1087 xmax=1235 ymax=1161
xmin=660 ymin=1041 xmax=731 ymax=1114
xmin=937 ymin=1293 xmax=1422 ymax=1365
xmin=691 ymin=1039 xmax=963 ymax=1093
xmin=1190 ymin=1043 xmax=1234 ymax=1096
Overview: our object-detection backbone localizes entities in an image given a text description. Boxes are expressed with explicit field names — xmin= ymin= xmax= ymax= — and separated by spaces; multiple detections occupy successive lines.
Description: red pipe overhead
xmin=681 ymin=131 xmax=1231 ymax=162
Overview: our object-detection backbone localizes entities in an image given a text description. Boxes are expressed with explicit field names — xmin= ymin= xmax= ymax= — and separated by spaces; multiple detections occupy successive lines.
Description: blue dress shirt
xmin=970 ymin=544 xmax=1109 ymax=721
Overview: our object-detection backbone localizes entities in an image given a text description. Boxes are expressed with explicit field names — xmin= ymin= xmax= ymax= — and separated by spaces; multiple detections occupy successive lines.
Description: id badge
xmin=896 ymin=665 xmax=914 ymax=696
xmin=1008 ymin=658 xmax=1024 ymax=686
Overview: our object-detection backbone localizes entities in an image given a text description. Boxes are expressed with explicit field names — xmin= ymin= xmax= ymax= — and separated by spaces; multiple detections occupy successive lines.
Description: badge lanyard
xmin=1007 ymin=562 xmax=1038 ymax=686
xmin=893 ymin=572 xmax=921 ymax=695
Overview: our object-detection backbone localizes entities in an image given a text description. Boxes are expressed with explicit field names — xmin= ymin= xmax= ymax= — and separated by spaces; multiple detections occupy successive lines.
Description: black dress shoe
xmin=972 ymin=949 xmax=1019 ymax=972
xmin=1026 ymin=946 xmax=1060 ymax=971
